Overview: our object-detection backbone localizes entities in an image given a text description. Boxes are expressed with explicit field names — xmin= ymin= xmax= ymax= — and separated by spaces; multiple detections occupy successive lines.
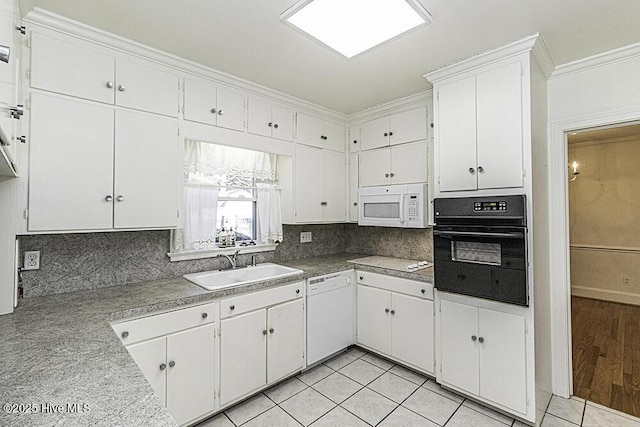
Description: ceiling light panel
xmin=281 ymin=0 xmax=431 ymax=58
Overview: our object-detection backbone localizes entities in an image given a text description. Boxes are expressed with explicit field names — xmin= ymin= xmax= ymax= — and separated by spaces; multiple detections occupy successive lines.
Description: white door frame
xmin=549 ymin=106 xmax=640 ymax=397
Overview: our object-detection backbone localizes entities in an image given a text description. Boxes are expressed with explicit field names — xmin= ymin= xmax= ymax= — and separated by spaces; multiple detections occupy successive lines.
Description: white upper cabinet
xmin=296 ymin=113 xmax=345 ymax=152
xmin=349 ymin=124 xmax=359 ymax=153
xmin=296 ymin=145 xmax=346 ymax=223
xmin=348 ymin=153 xmax=358 ymax=222
xmin=28 ymin=92 xmax=179 ymax=231
xmin=247 ymin=98 xmax=294 ymax=142
xmin=360 ymin=141 xmax=427 ymax=187
xmin=30 ymin=32 xmax=179 ymax=117
xmin=436 ymin=61 xmax=523 ymax=192
xmin=360 ymin=106 xmax=427 ymax=151
xmin=183 ymin=77 xmax=245 ymax=131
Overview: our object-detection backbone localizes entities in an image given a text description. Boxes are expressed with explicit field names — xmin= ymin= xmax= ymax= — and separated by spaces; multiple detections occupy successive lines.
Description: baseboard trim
xmin=571 ymin=286 xmax=640 ymax=306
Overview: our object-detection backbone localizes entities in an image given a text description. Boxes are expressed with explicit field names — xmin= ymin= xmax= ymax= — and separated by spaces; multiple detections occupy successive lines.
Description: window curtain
xmin=257 ymin=182 xmax=283 ymax=243
xmin=171 ymin=140 xmax=283 ymax=252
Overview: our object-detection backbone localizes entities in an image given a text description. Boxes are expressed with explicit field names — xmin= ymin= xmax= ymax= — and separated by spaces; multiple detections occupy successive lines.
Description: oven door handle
xmin=433 ymin=230 xmax=524 ymax=239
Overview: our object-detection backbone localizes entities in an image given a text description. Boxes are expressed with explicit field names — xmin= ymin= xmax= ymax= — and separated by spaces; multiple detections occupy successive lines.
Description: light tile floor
xmin=197 ymin=347 xmax=640 ymax=427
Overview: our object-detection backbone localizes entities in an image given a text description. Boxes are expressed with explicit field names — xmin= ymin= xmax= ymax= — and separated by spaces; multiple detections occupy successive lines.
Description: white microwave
xmin=358 ymin=184 xmax=428 ymax=228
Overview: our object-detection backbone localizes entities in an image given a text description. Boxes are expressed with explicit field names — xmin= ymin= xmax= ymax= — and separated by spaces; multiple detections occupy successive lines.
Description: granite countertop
xmin=0 ymin=253 xmax=432 ymax=427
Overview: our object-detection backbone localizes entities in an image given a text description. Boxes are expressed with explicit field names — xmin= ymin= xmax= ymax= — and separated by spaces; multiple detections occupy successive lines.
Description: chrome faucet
xmin=218 ymin=249 xmax=240 ymax=269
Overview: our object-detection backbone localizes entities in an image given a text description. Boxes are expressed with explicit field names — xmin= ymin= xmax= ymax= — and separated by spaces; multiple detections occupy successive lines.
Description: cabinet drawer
xmin=220 ymin=282 xmax=304 ymax=318
xmin=356 ymin=270 xmax=433 ymax=299
xmin=112 ymin=302 xmax=217 ymax=345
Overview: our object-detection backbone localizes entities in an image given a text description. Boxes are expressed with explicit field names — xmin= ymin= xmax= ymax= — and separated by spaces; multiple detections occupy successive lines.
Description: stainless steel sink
xmin=183 ymin=263 xmax=303 ymax=291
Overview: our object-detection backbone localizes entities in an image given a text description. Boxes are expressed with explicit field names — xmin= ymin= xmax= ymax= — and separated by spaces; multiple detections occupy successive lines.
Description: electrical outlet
xmin=24 ymin=251 xmax=40 ymax=270
xmin=623 ymin=277 xmax=630 ymax=287
xmin=300 ymin=232 xmax=312 ymax=243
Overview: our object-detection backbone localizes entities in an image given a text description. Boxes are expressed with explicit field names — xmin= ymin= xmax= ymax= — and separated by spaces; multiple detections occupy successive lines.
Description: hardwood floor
xmin=572 ymin=296 xmax=640 ymax=417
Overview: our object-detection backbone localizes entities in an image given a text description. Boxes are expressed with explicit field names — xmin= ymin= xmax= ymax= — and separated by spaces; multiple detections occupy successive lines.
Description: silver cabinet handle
xmin=384 ymin=132 xmax=388 ymax=137
xmin=106 ymin=81 xmax=114 ymax=89
xmin=201 ymin=312 xmax=208 ymax=319
xmin=353 ymin=202 xmax=358 ymax=206
xmin=262 ymin=329 xmax=268 ymax=335
xmin=385 ymin=173 xmax=390 ymax=178
xmin=478 ymin=337 xmax=484 ymax=343
xmin=385 ymin=308 xmax=390 ymax=313
xmin=268 ymin=122 xmax=273 ymax=127
xmin=105 ymin=195 xmax=113 ymax=202
xmin=121 ymin=331 xmax=129 ymax=339
xmin=211 ymin=108 xmax=217 ymax=114
xmin=274 ymin=123 xmax=279 ymax=129
xmin=0 ymin=45 xmax=9 ymax=63
xmin=471 ymin=335 xmax=477 ymax=341
xmin=116 ymin=195 xmax=124 ymax=202
xmin=390 ymin=173 xmax=395 ymax=178
xmin=477 ymin=166 xmax=484 ymax=173
xmin=269 ymin=328 xmax=275 ymax=334
xmin=390 ymin=310 xmax=395 ymax=315
xmin=230 ymin=305 xmax=235 ymax=310
xmin=320 ymin=201 xmax=328 ymax=206
xmin=389 ymin=131 xmax=394 ymax=136
xmin=217 ymin=109 xmax=224 ymax=115
xmin=469 ymin=167 xmax=475 ymax=174
xmin=117 ymin=84 xmax=125 ymax=92
xmin=168 ymin=361 xmax=175 ymax=368
xmin=159 ymin=363 xmax=166 ymax=371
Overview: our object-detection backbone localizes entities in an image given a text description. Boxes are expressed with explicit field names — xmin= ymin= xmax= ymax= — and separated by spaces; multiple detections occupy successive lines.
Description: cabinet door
xmin=296 ymin=113 xmax=324 ymax=148
xmin=126 ymin=336 xmax=167 ymax=406
xmin=478 ymin=309 xmax=527 ymax=414
xmin=349 ymin=153 xmax=359 ymax=222
xmin=437 ymin=76 xmax=477 ymax=192
xmin=183 ymin=77 xmax=217 ymax=125
xmin=390 ymin=141 xmax=427 ymax=185
xmin=271 ymin=105 xmax=294 ymax=142
xmin=115 ymin=58 xmax=178 ymax=118
xmin=323 ymin=121 xmax=346 ymax=153
xmin=220 ymin=310 xmax=267 ymax=405
xmin=216 ymin=87 xmax=245 ymax=132
xmin=389 ymin=107 xmax=427 ymax=146
xmin=440 ymin=300 xmax=479 ymax=395
xmin=359 ymin=148 xmax=390 ymax=187
xmin=360 ymin=116 xmax=389 ymax=151
xmin=349 ymin=125 xmax=359 ymax=153
xmin=166 ymin=324 xmax=216 ymax=425
xmin=356 ymin=285 xmax=391 ymax=355
xmin=114 ymin=110 xmax=179 ymax=229
xmin=28 ymin=93 xmax=114 ymax=231
xmin=296 ymin=145 xmax=324 ymax=222
xmin=322 ymin=150 xmax=346 ymax=222
xmin=247 ymin=98 xmax=272 ymax=138
xmin=391 ymin=294 xmax=434 ymax=373
xmin=267 ymin=299 xmax=304 ymax=383
xmin=30 ymin=33 xmax=115 ymax=104
xmin=476 ymin=62 xmax=523 ymax=190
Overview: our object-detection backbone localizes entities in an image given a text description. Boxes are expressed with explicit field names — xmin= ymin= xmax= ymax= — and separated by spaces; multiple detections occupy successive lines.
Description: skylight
xmin=281 ymin=0 xmax=431 ymax=59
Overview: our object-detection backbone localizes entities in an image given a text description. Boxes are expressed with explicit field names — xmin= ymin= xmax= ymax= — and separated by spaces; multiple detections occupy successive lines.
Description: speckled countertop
xmin=0 ymin=253 xmax=432 ymax=427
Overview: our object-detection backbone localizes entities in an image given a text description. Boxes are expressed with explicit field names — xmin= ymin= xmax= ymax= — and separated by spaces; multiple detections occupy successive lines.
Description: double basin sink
xmin=183 ymin=263 xmax=303 ymax=291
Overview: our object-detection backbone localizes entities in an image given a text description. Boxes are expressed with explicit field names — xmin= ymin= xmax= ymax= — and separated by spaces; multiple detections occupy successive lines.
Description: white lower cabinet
xmin=219 ymin=283 xmax=305 ymax=406
xmin=356 ymin=271 xmax=434 ymax=374
xmin=440 ymin=299 xmax=527 ymax=414
xmin=113 ymin=302 xmax=217 ymax=426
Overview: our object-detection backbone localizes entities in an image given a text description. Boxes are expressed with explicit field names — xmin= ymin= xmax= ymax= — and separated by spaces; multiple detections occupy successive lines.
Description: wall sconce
xmin=569 ymin=161 xmax=580 ymax=182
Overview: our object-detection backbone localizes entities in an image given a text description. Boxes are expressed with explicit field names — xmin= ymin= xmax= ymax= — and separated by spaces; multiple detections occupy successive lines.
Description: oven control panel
xmin=474 ymin=201 xmax=507 ymax=211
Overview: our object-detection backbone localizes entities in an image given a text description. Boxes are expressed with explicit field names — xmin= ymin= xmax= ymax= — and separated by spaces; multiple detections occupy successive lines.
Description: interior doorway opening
xmin=568 ymin=121 xmax=640 ymax=417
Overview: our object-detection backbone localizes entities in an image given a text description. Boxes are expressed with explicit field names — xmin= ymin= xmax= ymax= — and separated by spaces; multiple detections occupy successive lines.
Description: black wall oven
xmin=433 ymin=195 xmax=528 ymax=306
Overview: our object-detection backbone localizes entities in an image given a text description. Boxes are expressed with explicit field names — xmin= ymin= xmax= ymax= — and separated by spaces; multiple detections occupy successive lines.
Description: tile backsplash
xmin=18 ymin=224 xmax=432 ymax=298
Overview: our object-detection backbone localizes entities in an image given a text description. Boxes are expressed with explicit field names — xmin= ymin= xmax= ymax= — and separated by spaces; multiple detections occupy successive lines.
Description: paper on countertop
xmin=347 ymin=256 xmax=433 ymax=272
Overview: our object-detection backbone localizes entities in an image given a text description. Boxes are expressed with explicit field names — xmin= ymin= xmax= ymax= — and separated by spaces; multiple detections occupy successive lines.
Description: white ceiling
xmin=19 ymin=0 xmax=640 ymax=115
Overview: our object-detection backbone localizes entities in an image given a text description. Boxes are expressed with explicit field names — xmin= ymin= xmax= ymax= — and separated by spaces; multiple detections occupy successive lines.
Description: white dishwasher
xmin=306 ymin=270 xmax=355 ymax=366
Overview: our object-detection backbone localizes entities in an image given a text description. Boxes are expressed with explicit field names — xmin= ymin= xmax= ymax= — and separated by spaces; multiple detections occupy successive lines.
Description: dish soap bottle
xmin=228 ymin=228 xmax=236 ymax=247
xmin=219 ymin=228 xmax=228 ymax=248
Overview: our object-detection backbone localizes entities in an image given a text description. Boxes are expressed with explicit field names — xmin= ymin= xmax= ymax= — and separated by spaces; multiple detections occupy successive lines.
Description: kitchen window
xmin=169 ymin=141 xmax=283 ymax=260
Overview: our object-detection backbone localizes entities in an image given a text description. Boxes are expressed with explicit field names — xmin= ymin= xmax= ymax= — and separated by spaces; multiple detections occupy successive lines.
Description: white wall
xmin=547 ymin=47 xmax=640 ymax=396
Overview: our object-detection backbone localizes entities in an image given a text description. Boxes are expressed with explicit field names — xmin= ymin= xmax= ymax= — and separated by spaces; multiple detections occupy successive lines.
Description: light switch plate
xmin=300 ymin=232 xmax=312 ymax=243
xmin=24 ymin=251 xmax=40 ymax=270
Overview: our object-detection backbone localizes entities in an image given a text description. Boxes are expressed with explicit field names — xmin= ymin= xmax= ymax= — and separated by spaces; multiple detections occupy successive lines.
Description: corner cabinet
xmin=112 ymin=302 xmax=217 ymax=426
xmin=296 ymin=145 xmax=346 ymax=223
xmin=219 ymin=282 xmax=305 ymax=406
xmin=28 ymin=92 xmax=179 ymax=231
xmin=356 ymin=271 xmax=434 ymax=374
xmin=439 ymin=299 xmax=527 ymax=415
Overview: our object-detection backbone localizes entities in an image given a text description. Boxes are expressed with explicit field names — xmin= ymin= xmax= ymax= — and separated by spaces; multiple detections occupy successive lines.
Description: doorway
xmin=568 ymin=123 xmax=640 ymax=417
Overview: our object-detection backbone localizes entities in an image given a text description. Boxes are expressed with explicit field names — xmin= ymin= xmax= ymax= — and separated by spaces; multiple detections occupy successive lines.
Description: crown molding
xmin=347 ymin=89 xmax=433 ymax=123
xmin=551 ymin=41 xmax=640 ymax=80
